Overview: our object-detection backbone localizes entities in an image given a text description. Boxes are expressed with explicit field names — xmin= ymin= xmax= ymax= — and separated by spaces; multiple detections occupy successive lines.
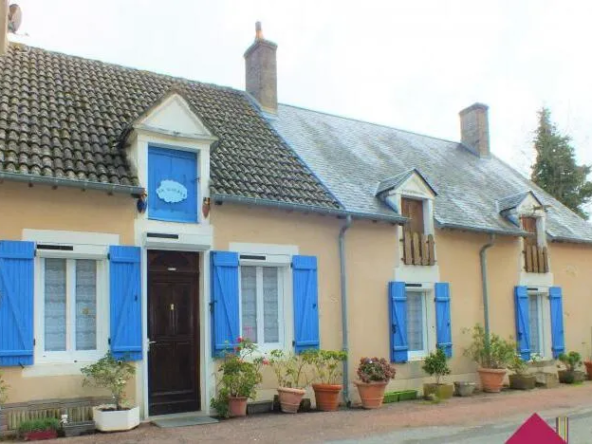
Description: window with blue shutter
xmin=211 ymin=251 xmax=240 ymax=357
xmin=549 ymin=286 xmax=565 ymax=359
xmin=435 ymin=282 xmax=452 ymax=358
xmin=389 ymin=281 xmax=408 ymax=363
xmin=0 ymin=241 xmax=35 ymax=366
xmin=514 ymin=286 xmax=531 ymax=360
xmin=292 ymin=255 xmax=319 ymax=353
xmin=109 ymin=246 xmax=142 ymax=361
xmin=148 ymin=146 xmax=198 ymax=223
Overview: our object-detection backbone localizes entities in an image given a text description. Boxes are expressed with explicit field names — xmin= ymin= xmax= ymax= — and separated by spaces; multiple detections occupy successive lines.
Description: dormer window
xmin=401 ymin=198 xmax=435 ymax=266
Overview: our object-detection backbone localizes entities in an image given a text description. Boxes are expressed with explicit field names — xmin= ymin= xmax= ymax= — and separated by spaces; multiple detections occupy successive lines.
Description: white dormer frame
xmin=385 ymin=171 xmax=440 ymax=283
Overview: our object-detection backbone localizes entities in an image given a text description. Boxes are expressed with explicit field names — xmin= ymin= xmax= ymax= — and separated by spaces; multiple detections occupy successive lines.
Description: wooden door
xmin=522 ymin=217 xmax=538 ymax=246
xmin=148 ymin=251 xmax=200 ymax=415
xmin=401 ymin=198 xmax=425 ymax=234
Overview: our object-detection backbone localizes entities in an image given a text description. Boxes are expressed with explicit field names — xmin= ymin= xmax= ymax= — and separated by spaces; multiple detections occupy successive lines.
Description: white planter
xmin=92 ymin=406 xmax=140 ymax=432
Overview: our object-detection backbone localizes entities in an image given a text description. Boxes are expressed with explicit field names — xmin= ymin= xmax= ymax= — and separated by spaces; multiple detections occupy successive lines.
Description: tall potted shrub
xmin=210 ymin=337 xmax=265 ymax=418
xmin=558 ymin=351 xmax=586 ymax=384
xmin=268 ymin=350 xmax=311 ymax=413
xmin=354 ymin=357 xmax=396 ymax=409
xmin=508 ymin=354 xmax=536 ymax=390
xmin=422 ymin=347 xmax=453 ymax=400
xmin=306 ymin=350 xmax=347 ymax=412
xmin=81 ymin=352 xmax=138 ymax=432
xmin=463 ymin=324 xmax=515 ymax=393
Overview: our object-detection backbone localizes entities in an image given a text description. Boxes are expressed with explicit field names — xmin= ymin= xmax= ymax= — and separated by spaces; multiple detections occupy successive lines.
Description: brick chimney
xmin=0 ymin=0 xmax=8 ymax=56
xmin=244 ymin=22 xmax=278 ymax=114
xmin=459 ymin=103 xmax=490 ymax=158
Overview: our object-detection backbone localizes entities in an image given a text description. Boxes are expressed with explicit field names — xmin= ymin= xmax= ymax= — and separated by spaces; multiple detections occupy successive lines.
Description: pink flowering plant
xmin=211 ymin=337 xmax=267 ymax=418
xmin=357 ymin=357 xmax=396 ymax=383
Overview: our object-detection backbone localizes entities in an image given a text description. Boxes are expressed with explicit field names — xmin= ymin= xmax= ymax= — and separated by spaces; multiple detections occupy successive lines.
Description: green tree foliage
xmin=531 ymin=108 xmax=592 ymax=217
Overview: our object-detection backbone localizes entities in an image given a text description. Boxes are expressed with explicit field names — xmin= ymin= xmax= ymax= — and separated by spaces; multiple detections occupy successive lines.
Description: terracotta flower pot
xmin=228 ymin=396 xmax=248 ymax=417
xmin=277 ymin=387 xmax=306 ymax=413
xmin=355 ymin=381 xmax=388 ymax=409
xmin=312 ymin=383 xmax=342 ymax=412
xmin=477 ymin=368 xmax=507 ymax=393
xmin=584 ymin=361 xmax=592 ymax=380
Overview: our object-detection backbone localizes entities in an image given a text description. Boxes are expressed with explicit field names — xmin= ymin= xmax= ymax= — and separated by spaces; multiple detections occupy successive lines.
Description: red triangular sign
xmin=506 ymin=413 xmax=566 ymax=444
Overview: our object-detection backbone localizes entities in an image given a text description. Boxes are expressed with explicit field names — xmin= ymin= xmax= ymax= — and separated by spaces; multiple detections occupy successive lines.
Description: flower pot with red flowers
xmin=269 ymin=349 xmax=311 ymax=413
xmin=355 ymin=357 xmax=396 ymax=409
xmin=81 ymin=352 xmax=139 ymax=432
xmin=211 ymin=337 xmax=266 ymax=418
xmin=305 ymin=350 xmax=348 ymax=411
xmin=18 ymin=418 xmax=61 ymax=441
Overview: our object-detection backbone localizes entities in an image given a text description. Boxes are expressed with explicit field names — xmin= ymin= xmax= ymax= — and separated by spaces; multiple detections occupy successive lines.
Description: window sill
xmin=22 ymin=361 xmax=97 ymax=378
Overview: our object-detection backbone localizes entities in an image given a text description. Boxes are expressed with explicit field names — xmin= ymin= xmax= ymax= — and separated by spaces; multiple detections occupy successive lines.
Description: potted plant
xmin=558 ymin=351 xmax=586 ymax=384
xmin=210 ymin=337 xmax=265 ymax=418
xmin=421 ymin=347 xmax=453 ymax=400
xmin=354 ymin=357 xmax=396 ymax=409
xmin=17 ymin=418 xmax=61 ymax=441
xmin=463 ymin=324 xmax=515 ymax=393
xmin=305 ymin=349 xmax=347 ymax=412
xmin=508 ymin=354 xmax=536 ymax=390
xmin=268 ymin=349 xmax=311 ymax=413
xmin=583 ymin=344 xmax=592 ymax=380
xmin=81 ymin=352 xmax=139 ymax=432
xmin=453 ymin=381 xmax=476 ymax=397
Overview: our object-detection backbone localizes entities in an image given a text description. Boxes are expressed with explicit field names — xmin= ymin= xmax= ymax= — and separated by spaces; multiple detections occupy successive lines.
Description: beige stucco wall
xmin=0 ymin=181 xmax=136 ymax=244
xmin=1 ymin=182 xmax=137 ymax=405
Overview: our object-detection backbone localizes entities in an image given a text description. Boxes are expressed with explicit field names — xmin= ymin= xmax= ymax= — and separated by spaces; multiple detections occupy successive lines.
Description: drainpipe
xmin=479 ymin=234 xmax=496 ymax=356
xmin=339 ymin=215 xmax=352 ymax=406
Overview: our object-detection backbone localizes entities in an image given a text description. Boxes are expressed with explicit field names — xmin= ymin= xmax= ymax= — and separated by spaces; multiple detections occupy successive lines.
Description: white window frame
xmin=35 ymin=256 xmax=109 ymax=365
xmin=239 ymin=264 xmax=286 ymax=353
xmin=406 ymin=288 xmax=431 ymax=360
xmin=528 ymin=290 xmax=551 ymax=360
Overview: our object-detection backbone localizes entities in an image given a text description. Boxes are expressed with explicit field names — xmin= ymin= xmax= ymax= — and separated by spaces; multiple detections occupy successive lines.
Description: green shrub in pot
xmin=421 ymin=347 xmax=453 ymax=400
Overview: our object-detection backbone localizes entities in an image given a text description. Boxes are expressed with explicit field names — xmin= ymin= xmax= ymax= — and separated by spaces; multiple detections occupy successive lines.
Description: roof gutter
xmin=436 ymin=221 xmax=529 ymax=237
xmin=0 ymin=171 xmax=144 ymax=196
xmin=548 ymin=235 xmax=592 ymax=245
xmin=211 ymin=193 xmax=407 ymax=224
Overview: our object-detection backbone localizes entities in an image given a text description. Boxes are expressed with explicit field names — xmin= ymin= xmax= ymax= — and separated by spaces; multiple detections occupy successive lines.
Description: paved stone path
xmin=46 ymin=382 xmax=592 ymax=443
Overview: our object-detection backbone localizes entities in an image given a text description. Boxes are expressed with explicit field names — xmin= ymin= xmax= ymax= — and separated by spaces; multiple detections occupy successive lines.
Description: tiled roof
xmin=497 ymin=191 xmax=541 ymax=213
xmin=272 ymin=104 xmax=592 ymax=242
xmin=0 ymin=44 xmax=340 ymax=209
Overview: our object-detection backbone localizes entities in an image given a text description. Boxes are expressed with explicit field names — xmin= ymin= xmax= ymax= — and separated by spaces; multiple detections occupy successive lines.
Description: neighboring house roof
xmin=375 ymin=168 xmax=437 ymax=197
xmin=272 ymin=104 xmax=592 ymax=242
xmin=497 ymin=191 xmax=542 ymax=213
xmin=0 ymin=44 xmax=340 ymax=209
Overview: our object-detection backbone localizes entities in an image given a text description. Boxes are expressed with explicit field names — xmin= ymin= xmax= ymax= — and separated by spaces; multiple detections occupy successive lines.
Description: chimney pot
xmin=244 ymin=21 xmax=278 ymax=114
xmin=459 ymin=103 xmax=490 ymax=158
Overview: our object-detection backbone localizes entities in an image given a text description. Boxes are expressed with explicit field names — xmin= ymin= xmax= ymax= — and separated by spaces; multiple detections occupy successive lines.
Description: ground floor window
xmin=406 ymin=290 xmax=429 ymax=359
xmin=529 ymin=292 xmax=545 ymax=357
xmin=38 ymin=258 xmax=103 ymax=362
xmin=240 ymin=265 xmax=284 ymax=349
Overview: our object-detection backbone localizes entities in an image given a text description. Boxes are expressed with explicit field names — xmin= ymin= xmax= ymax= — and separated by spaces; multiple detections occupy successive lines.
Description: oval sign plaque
xmin=156 ymin=180 xmax=188 ymax=203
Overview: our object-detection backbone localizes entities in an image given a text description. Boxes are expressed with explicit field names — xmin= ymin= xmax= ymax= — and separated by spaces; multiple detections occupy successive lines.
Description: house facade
xmin=1 ymin=14 xmax=592 ymax=425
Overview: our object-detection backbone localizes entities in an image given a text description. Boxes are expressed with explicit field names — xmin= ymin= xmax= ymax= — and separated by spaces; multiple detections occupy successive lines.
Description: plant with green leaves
xmin=0 ymin=369 xmax=8 ymax=405
xmin=304 ymin=350 xmax=347 ymax=385
xmin=18 ymin=417 xmax=61 ymax=433
xmin=558 ymin=351 xmax=582 ymax=372
xmin=508 ymin=353 xmax=529 ymax=375
xmin=268 ymin=349 xmax=312 ymax=389
xmin=210 ymin=337 xmax=266 ymax=418
xmin=531 ymin=107 xmax=592 ymax=218
xmin=463 ymin=324 xmax=516 ymax=369
xmin=422 ymin=347 xmax=451 ymax=384
xmin=81 ymin=352 xmax=135 ymax=410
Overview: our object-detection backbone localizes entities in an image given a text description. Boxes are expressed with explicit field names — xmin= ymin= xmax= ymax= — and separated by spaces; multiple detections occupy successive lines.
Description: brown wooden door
xmin=148 ymin=251 xmax=200 ymax=415
xmin=401 ymin=198 xmax=425 ymax=234
xmin=522 ymin=216 xmax=538 ymax=246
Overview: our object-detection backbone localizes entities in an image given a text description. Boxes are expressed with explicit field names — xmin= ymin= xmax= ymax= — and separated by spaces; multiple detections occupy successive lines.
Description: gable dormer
xmin=377 ymin=169 xmax=437 ymax=267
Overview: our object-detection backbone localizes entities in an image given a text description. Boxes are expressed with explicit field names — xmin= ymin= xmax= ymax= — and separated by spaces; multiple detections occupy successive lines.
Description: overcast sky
xmin=11 ymin=0 xmax=592 ymax=176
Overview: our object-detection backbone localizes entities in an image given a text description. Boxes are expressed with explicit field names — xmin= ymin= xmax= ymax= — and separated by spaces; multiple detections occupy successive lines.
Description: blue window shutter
xmin=148 ymin=146 xmax=198 ymax=223
xmin=292 ymin=255 xmax=319 ymax=353
xmin=109 ymin=246 xmax=142 ymax=361
xmin=211 ymin=251 xmax=240 ymax=357
xmin=435 ymin=282 xmax=452 ymax=358
xmin=0 ymin=241 xmax=35 ymax=366
xmin=514 ymin=286 xmax=530 ymax=361
xmin=549 ymin=286 xmax=565 ymax=359
xmin=389 ymin=281 xmax=408 ymax=363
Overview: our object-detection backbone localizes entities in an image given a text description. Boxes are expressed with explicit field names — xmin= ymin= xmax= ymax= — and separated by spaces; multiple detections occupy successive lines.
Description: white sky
xmin=11 ymin=0 xmax=592 ymax=176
